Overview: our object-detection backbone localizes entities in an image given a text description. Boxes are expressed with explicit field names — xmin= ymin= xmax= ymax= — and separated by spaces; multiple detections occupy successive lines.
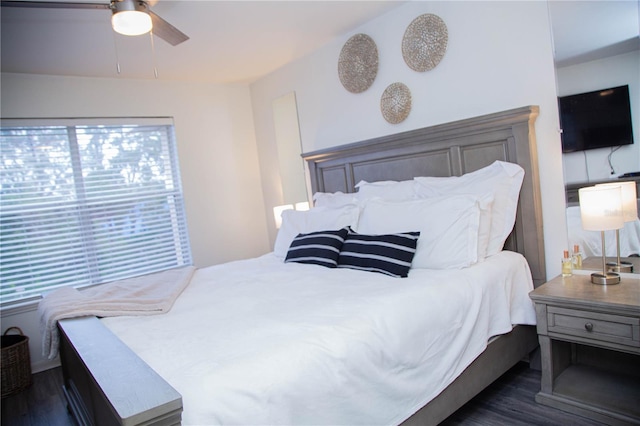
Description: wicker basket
xmin=1 ymin=327 xmax=32 ymax=398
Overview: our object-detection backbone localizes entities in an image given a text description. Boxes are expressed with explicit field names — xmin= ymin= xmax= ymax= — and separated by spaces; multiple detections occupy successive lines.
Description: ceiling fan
xmin=0 ymin=0 xmax=189 ymax=46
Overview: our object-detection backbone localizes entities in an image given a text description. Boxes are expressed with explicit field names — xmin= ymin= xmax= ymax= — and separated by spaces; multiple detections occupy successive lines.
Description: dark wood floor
xmin=2 ymin=362 xmax=605 ymax=425
xmin=2 ymin=365 xmax=72 ymax=426
xmin=439 ymin=362 xmax=605 ymax=426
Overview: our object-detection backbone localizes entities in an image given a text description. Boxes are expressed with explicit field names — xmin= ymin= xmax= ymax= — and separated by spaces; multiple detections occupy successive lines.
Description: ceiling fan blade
xmin=149 ymin=9 xmax=188 ymax=46
xmin=0 ymin=1 xmax=109 ymax=10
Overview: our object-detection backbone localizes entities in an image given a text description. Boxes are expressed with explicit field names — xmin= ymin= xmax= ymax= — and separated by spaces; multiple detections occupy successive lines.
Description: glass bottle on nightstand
xmin=572 ymin=244 xmax=583 ymax=270
xmin=562 ymin=250 xmax=573 ymax=277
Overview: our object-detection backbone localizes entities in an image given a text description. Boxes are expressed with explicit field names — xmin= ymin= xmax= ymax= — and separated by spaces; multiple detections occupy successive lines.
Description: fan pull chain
xmin=150 ymin=30 xmax=159 ymax=79
xmin=112 ymin=32 xmax=122 ymax=75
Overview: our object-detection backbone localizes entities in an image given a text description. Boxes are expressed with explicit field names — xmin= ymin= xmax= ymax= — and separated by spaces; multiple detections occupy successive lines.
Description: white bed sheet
xmin=101 ymin=251 xmax=536 ymax=425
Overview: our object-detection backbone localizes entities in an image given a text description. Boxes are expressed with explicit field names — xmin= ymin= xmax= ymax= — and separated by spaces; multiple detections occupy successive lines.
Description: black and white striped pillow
xmin=285 ymin=228 xmax=349 ymax=268
xmin=338 ymin=231 xmax=420 ymax=278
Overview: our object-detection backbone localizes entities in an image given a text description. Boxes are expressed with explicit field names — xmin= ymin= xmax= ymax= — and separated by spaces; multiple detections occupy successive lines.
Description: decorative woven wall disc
xmin=338 ymin=33 xmax=379 ymax=93
xmin=402 ymin=14 xmax=448 ymax=72
xmin=381 ymin=83 xmax=411 ymax=124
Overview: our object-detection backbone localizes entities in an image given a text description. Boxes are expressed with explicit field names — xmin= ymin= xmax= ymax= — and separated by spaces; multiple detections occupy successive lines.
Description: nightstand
xmin=529 ymin=274 xmax=640 ymax=425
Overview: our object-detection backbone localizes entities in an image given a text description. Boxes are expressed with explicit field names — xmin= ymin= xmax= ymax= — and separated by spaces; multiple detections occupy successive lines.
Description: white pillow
xmin=414 ymin=161 xmax=524 ymax=256
xmin=356 ymin=196 xmax=491 ymax=269
xmin=313 ymin=191 xmax=359 ymax=208
xmin=273 ymin=205 xmax=360 ymax=258
xmin=465 ymin=193 xmax=493 ymax=261
xmin=355 ymin=179 xmax=417 ymax=202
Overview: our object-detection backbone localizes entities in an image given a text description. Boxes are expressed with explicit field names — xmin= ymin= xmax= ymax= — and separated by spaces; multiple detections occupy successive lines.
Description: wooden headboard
xmin=302 ymin=106 xmax=546 ymax=287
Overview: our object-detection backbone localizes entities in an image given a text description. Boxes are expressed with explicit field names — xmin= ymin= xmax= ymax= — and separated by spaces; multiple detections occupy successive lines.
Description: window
xmin=0 ymin=118 xmax=192 ymax=308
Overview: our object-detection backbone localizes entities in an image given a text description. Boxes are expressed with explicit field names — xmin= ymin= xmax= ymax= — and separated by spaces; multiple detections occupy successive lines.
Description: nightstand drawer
xmin=547 ymin=306 xmax=640 ymax=348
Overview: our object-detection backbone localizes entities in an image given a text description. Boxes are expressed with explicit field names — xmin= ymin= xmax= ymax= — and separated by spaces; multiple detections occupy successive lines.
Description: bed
xmin=56 ymin=105 xmax=546 ymax=426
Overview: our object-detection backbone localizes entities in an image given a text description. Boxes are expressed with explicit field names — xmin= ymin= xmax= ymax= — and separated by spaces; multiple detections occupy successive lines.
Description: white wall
xmin=251 ymin=1 xmax=567 ymax=282
xmin=557 ymin=50 xmax=640 ymax=183
xmin=0 ymin=72 xmax=270 ymax=371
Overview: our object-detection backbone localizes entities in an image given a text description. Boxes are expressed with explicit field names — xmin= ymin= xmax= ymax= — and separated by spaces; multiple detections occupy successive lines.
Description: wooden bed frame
xmin=303 ymin=105 xmax=545 ymax=424
xmin=58 ymin=105 xmax=545 ymax=426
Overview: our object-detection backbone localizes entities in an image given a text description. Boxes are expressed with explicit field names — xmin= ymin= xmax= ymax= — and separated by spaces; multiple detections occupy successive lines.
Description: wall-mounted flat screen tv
xmin=558 ymin=85 xmax=634 ymax=153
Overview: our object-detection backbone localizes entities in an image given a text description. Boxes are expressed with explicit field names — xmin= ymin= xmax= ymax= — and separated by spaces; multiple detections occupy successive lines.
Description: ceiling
xmin=1 ymin=0 xmax=638 ymax=84
xmin=1 ymin=0 xmax=406 ymax=83
xmin=548 ymin=0 xmax=639 ymax=68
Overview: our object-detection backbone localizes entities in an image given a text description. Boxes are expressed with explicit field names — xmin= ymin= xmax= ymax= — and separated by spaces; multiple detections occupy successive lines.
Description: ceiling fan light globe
xmin=112 ymin=10 xmax=152 ymax=36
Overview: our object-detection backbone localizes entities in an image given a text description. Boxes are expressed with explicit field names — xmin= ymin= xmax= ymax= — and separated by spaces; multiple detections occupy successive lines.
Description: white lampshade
xmin=273 ymin=204 xmax=293 ymax=228
xmin=597 ymin=181 xmax=638 ymax=223
xmin=112 ymin=0 xmax=153 ymax=36
xmin=578 ymin=185 xmax=624 ymax=231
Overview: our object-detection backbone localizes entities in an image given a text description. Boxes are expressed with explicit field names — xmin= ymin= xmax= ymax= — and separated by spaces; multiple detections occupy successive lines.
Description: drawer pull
xmin=584 ymin=322 xmax=594 ymax=332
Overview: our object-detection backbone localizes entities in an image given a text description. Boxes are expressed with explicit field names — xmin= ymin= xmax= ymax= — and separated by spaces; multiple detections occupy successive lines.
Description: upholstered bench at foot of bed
xmin=58 ymin=316 xmax=182 ymax=426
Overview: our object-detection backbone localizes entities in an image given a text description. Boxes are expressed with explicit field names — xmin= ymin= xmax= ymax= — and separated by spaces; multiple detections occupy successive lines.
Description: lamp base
xmin=590 ymin=271 xmax=621 ymax=285
xmin=606 ymin=261 xmax=633 ymax=273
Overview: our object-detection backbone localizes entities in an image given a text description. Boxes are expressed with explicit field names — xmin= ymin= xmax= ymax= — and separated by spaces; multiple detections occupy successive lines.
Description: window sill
xmin=1 ymin=298 xmax=40 ymax=317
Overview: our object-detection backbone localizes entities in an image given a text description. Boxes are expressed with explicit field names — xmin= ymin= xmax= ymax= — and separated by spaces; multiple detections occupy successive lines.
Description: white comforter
xmin=101 ymin=251 xmax=536 ymax=425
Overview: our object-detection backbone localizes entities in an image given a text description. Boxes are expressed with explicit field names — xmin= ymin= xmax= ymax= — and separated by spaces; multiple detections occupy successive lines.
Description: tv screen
xmin=558 ymin=85 xmax=634 ymax=153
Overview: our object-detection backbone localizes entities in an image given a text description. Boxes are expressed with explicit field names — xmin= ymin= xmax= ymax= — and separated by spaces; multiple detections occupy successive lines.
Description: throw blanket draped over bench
xmin=39 ymin=266 xmax=196 ymax=360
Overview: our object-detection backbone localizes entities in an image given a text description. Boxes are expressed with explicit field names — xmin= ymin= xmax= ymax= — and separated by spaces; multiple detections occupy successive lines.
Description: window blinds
xmin=0 ymin=120 xmax=192 ymax=307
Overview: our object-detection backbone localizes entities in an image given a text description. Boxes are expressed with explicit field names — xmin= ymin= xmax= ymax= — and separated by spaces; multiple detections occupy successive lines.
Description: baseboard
xmin=31 ymin=358 xmax=61 ymax=374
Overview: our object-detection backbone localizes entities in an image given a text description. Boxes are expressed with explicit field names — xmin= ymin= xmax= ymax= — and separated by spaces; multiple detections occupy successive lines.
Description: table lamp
xmin=597 ymin=181 xmax=638 ymax=273
xmin=578 ymin=185 xmax=624 ymax=285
